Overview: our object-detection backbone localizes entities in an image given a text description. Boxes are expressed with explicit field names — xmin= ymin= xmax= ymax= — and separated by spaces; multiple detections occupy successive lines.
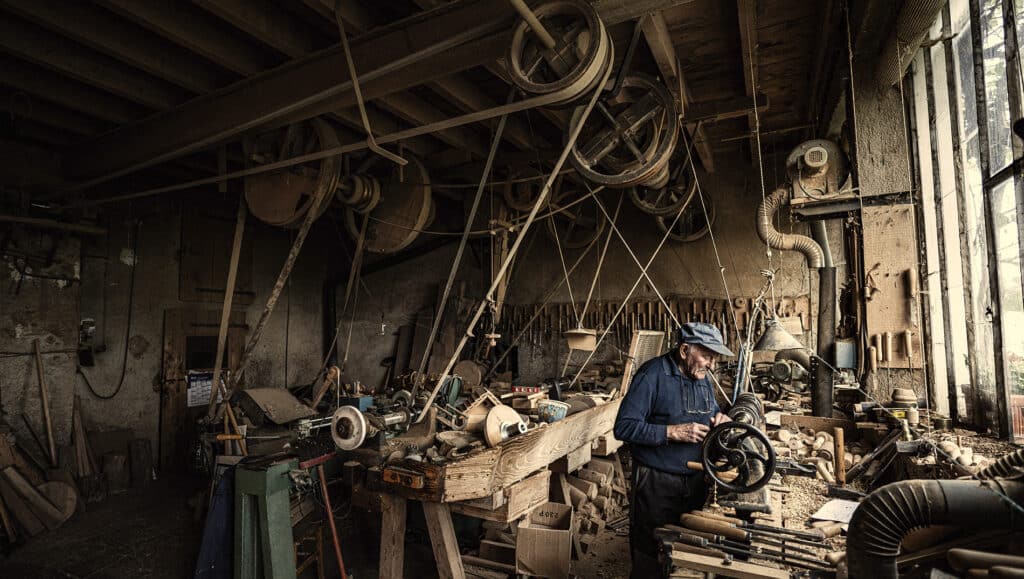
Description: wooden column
xmin=422 ymin=502 xmax=466 ymax=579
xmin=379 ymin=494 xmax=407 ymax=579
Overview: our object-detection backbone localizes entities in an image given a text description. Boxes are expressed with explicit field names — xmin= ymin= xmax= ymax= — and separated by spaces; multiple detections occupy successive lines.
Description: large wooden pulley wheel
xmin=568 ymin=74 xmax=679 ymax=188
xmin=344 ymin=154 xmax=432 ymax=254
xmin=245 ymin=118 xmax=340 ymax=228
xmin=506 ymin=0 xmax=611 ymax=104
xmin=545 ymin=187 xmax=606 ymax=249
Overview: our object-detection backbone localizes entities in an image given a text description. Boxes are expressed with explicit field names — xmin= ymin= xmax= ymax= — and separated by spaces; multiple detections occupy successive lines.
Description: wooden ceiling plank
xmin=0 ymin=16 xmax=191 ymax=110
xmin=96 ymin=0 xmax=273 ymax=77
xmin=376 ymin=93 xmax=489 ymax=157
xmin=0 ymin=0 xmax=232 ymax=95
xmin=641 ymin=11 xmax=715 ymax=173
xmin=0 ymin=56 xmax=149 ymax=124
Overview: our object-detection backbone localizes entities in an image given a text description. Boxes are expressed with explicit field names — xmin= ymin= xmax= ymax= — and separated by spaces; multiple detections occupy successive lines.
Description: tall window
xmin=909 ymin=0 xmax=1024 ymax=440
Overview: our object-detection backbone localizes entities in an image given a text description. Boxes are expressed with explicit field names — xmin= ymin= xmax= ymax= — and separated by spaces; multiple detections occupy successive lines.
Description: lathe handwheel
xmin=701 ymin=422 xmax=776 ymax=493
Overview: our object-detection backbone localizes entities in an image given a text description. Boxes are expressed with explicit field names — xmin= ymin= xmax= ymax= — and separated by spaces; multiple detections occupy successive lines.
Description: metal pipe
xmin=508 ymin=0 xmax=556 ymax=50
xmin=318 ymin=463 xmax=349 ymax=579
xmin=847 ymin=478 xmax=1024 ymax=579
xmin=815 ymin=266 xmax=837 ymax=417
xmin=810 ymin=220 xmax=834 ymax=268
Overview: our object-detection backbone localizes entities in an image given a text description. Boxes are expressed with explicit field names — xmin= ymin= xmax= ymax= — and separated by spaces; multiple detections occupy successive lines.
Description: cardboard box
xmin=516 ymin=502 xmax=573 ymax=578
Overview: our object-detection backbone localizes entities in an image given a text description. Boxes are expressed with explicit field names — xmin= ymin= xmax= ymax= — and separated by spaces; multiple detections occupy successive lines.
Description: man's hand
xmin=710 ymin=412 xmax=732 ymax=427
xmin=666 ymin=423 xmax=710 ymax=443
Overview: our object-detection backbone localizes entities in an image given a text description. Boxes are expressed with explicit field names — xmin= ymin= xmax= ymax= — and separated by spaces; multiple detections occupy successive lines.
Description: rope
xmin=567 ymin=121 xmax=743 ymax=389
xmin=412 ymin=93 xmax=513 ymax=383
xmin=416 ymin=58 xmax=615 ymax=420
xmin=549 ymin=190 xmax=581 ymax=326
xmin=579 ymin=192 xmax=623 ymax=325
xmin=745 ymin=5 xmax=777 ymax=312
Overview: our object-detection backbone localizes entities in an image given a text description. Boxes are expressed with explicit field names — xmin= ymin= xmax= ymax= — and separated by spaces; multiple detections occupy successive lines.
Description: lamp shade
xmin=754 ymin=319 xmax=804 ymax=351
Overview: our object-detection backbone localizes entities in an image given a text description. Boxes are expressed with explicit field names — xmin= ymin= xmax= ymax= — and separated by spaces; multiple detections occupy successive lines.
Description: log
xmin=567 ymin=476 xmax=598 ymax=500
xmin=575 ymin=467 xmax=608 ymax=487
xmin=0 ymin=477 xmax=44 ymax=536
xmin=1 ymin=466 xmax=63 ymax=529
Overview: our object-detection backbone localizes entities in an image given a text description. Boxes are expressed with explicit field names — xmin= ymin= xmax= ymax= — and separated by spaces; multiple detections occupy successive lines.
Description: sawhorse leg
xmin=379 ymin=494 xmax=406 ymax=579
xmin=423 ymin=502 xmax=465 ymax=579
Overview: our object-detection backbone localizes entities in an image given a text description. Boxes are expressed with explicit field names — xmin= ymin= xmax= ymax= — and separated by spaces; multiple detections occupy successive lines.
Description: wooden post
xmin=834 ymin=426 xmax=846 ymax=485
xmin=32 ymin=339 xmax=57 ymax=467
xmin=379 ymin=494 xmax=407 ymax=579
xmin=423 ymin=502 xmax=466 ymax=579
xmin=205 ymin=196 xmax=246 ymax=424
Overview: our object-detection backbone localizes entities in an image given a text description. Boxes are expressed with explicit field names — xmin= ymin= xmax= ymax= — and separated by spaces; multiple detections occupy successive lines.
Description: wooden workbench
xmin=375 ymin=399 xmax=622 ymax=579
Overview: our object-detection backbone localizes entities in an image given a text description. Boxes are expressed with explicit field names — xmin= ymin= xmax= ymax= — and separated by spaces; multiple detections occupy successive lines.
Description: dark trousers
xmin=629 ymin=463 xmax=707 ymax=578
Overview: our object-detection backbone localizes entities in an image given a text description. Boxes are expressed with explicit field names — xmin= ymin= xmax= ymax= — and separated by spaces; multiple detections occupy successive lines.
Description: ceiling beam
xmin=195 ymin=0 xmax=489 ymax=159
xmin=641 ymin=11 xmax=715 ymax=172
xmin=96 ymin=0 xmax=276 ymax=76
xmin=0 ymin=15 xmax=190 ymax=110
xmin=0 ymin=0 xmax=233 ymax=94
xmin=682 ymin=93 xmax=769 ymax=123
xmin=194 ymin=0 xmax=317 ymax=58
xmin=0 ymin=86 xmax=114 ymax=136
xmin=62 ymin=0 xmax=668 ymax=186
xmin=62 ymin=0 xmax=520 ymax=184
xmin=593 ymin=0 xmax=700 ymax=25
xmin=0 ymin=56 xmax=149 ymax=124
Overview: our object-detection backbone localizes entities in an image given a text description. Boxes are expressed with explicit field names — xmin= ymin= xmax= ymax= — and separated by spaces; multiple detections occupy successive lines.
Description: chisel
xmin=680 ymin=514 xmax=828 ymax=548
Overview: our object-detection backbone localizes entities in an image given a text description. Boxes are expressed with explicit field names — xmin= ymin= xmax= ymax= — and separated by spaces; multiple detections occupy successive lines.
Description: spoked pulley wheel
xmin=506 ymin=0 xmax=612 ymax=104
xmin=244 ymin=118 xmax=340 ymax=228
xmin=545 ymin=187 xmax=606 ymax=249
xmin=629 ymin=169 xmax=697 ymax=217
xmin=655 ymin=194 xmax=715 ymax=243
xmin=701 ymin=422 xmax=777 ymax=493
xmin=568 ymin=74 xmax=679 ymax=188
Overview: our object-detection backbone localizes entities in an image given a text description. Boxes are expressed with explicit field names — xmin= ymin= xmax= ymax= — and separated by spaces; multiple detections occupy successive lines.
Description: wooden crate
xmin=450 ymin=470 xmax=551 ymax=522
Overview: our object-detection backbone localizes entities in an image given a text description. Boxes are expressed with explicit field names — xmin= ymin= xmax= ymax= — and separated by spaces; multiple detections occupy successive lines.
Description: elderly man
xmin=613 ymin=322 xmax=734 ymax=578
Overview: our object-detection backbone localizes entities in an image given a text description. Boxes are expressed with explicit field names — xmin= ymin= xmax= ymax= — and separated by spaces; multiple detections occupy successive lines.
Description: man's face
xmin=678 ymin=343 xmax=718 ymax=380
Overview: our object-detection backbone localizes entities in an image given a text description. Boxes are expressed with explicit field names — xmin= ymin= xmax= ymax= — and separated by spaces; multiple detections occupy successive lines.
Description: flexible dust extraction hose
xmin=756 ymin=187 xmax=824 ymax=269
xmin=757 ymin=187 xmax=832 ymax=416
xmin=978 ymin=447 xmax=1024 ymax=479
xmin=847 ymin=479 xmax=1024 ymax=579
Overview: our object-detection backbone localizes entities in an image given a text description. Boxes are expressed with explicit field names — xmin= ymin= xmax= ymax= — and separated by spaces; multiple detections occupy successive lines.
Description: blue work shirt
xmin=613 ymin=351 xmax=720 ymax=474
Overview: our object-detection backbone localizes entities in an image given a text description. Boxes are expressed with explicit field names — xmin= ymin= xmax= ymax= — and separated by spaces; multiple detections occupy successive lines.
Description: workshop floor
xmin=2 ymin=476 xmax=204 ymax=579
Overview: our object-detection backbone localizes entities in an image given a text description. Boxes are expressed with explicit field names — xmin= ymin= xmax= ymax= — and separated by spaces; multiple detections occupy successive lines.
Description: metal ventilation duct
xmin=875 ymin=0 xmax=946 ymax=87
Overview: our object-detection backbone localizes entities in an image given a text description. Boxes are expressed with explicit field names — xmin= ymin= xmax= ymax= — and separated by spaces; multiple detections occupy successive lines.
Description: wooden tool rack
xmin=371 ymin=399 xmax=621 ymax=579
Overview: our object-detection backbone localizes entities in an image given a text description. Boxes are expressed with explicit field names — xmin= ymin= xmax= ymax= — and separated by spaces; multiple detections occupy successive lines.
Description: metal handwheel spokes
xmin=701 ymin=422 xmax=777 ymax=493
xmin=569 ymin=74 xmax=679 ymax=188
